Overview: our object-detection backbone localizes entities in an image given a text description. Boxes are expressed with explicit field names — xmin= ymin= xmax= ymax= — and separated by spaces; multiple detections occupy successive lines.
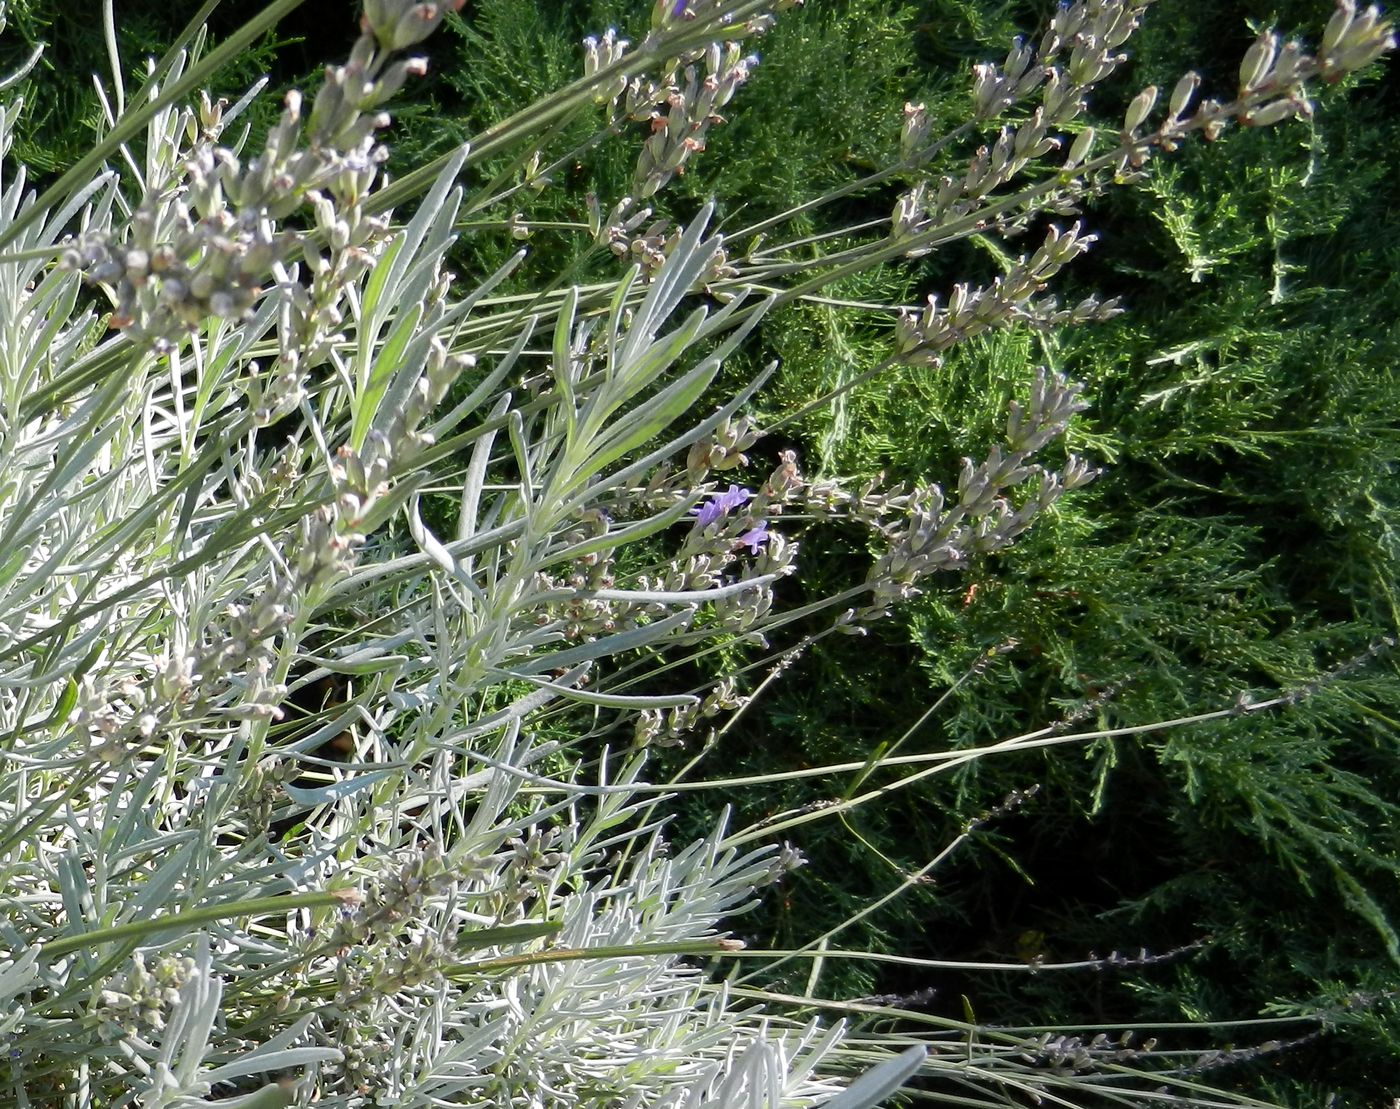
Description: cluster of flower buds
xmin=587 ymin=196 xmax=738 ymax=284
xmin=1238 ymin=34 xmax=1315 ymax=110
xmin=858 ymin=370 xmax=1096 ymax=621
xmin=1182 ymin=1034 xmax=1330 ymax=1078
xmin=60 ymin=672 xmax=113 ymax=742
xmin=1319 ymin=1 xmax=1395 ymax=79
xmin=294 ymin=503 xmax=367 ymax=591
xmin=1049 ymin=5 xmax=1143 ymax=115
xmin=284 ymin=334 xmax=468 ymax=613
xmin=589 ymin=0 xmax=792 ymax=125
xmin=580 ymin=453 xmax=799 ymax=650
xmin=802 ymin=472 xmax=895 ymax=529
xmin=1109 ymin=3 xmax=1393 ymax=172
xmin=1276 ymin=635 xmax=1396 ymax=707
xmin=1230 ymin=3 xmax=1393 ymax=123
xmin=335 ymin=949 xmax=417 ymax=1014
xmin=232 ymin=757 xmax=301 ymax=839
xmin=1037 ymin=1 xmax=1390 ymax=197
xmin=962 ymin=780 xmax=1039 ymax=834
xmin=652 ymin=481 xmax=766 ymax=593
xmin=270 ymin=25 xmax=451 ymax=379
xmin=95 ymin=954 xmax=198 ymax=1042
xmin=758 ymin=447 xmax=805 ymax=506
xmin=634 ymin=676 xmax=744 ymax=747
xmin=1023 ymin=1030 xmax=1158 ymax=1076
xmin=330 ymin=846 xmax=457 ymax=950
xmin=894 ymin=222 xmax=1099 ymax=366
xmin=683 ymin=446 xmax=806 ymax=562
xmin=583 ymin=27 xmax=633 ymax=107
xmin=388 ymin=337 xmax=474 ymax=462
xmin=686 ymin=415 xmax=759 ymax=477
xmin=1007 ymin=367 xmax=1093 ymax=453
xmin=243 ymin=357 xmax=308 ymax=428
xmin=552 ymin=508 xmax=626 ymax=640
xmin=364 ymin=932 xmax=449 ymax=999
xmin=65 ymin=2 xmax=448 ymax=350
xmin=471 ymin=829 xmax=567 ymax=921
xmin=197 ymin=589 xmax=294 ymax=696
xmin=360 ymin=0 xmax=465 ymax=53
xmin=891 ymin=110 xmax=1061 ymax=249
xmin=970 ymin=0 xmax=1148 ymax=122
xmin=889 ymin=0 xmax=1155 ymax=258
xmin=889 ymin=181 xmax=935 ymax=257
xmin=971 ymin=35 xmax=1048 ymax=122
xmin=331 ymin=439 xmax=391 ymax=529
xmin=584 ymin=3 xmax=800 ymax=260
xmin=712 ymin=524 xmax=797 ymax=637
xmin=62 ymin=202 xmax=290 ymax=348
xmin=634 ymin=459 xmax=690 ymax=514
xmin=334 ymin=1022 xmax=393 ymax=1099
xmin=762 ymin=842 xmax=807 ymax=884
xmin=864 ymin=482 xmax=964 ymax=603
xmin=1045 ymin=681 xmax=1121 ymax=734
xmin=501 ymin=828 xmax=567 ymax=906
xmin=1020 ymin=292 xmax=1123 ymax=333
xmin=591 ymin=196 xmax=674 ymax=273
xmin=278 ymin=166 xmax=393 ymax=371
xmin=65 ymin=589 xmax=290 ymax=762
xmin=632 ymin=40 xmax=758 ymax=198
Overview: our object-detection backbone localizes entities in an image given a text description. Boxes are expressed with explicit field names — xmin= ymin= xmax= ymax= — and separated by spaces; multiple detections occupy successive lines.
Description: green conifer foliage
xmin=721 ymin=4 xmax=1400 ymax=1102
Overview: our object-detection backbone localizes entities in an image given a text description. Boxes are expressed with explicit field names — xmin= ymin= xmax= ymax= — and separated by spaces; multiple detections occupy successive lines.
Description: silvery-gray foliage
xmin=0 ymin=0 xmax=1390 ymax=1105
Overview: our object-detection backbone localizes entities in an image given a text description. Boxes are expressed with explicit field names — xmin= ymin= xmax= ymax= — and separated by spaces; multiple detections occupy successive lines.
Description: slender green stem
xmin=39 ymin=890 xmax=354 ymax=961
xmin=720 ymin=695 xmax=1295 ymax=846
xmin=445 ymin=937 xmax=742 ymax=978
xmin=731 ymin=121 xmax=976 ymax=243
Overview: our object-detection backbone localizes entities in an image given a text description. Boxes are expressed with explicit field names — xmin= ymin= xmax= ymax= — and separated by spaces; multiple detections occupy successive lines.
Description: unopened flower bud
xmin=1123 ymin=85 xmax=1157 ymax=132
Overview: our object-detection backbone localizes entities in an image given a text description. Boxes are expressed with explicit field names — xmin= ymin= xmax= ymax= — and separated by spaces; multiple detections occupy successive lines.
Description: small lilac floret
xmin=694 ymin=500 xmax=724 ymax=528
xmin=737 ymin=521 xmax=770 ymax=554
xmin=691 ymin=484 xmax=751 ymax=528
xmin=715 ymin=484 xmax=750 ymax=512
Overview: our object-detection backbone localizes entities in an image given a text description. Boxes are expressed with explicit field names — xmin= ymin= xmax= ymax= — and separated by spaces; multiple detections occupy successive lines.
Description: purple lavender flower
xmin=691 ymin=484 xmax=750 ymax=528
xmin=736 ymin=521 xmax=770 ymax=554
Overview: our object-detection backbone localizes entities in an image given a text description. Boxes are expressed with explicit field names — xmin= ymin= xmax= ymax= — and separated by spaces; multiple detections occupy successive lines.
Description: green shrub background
xmin=4 ymin=0 xmax=1395 ymax=1102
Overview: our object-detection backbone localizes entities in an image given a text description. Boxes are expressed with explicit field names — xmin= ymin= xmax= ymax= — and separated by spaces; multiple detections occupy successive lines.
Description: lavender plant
xmin=0 ymin=0 xmax=1391 ymax=1106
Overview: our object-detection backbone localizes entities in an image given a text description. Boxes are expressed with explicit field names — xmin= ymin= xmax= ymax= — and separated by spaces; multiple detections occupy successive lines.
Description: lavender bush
xmin=0 ymin=0 xmax=1392 ymax=1105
